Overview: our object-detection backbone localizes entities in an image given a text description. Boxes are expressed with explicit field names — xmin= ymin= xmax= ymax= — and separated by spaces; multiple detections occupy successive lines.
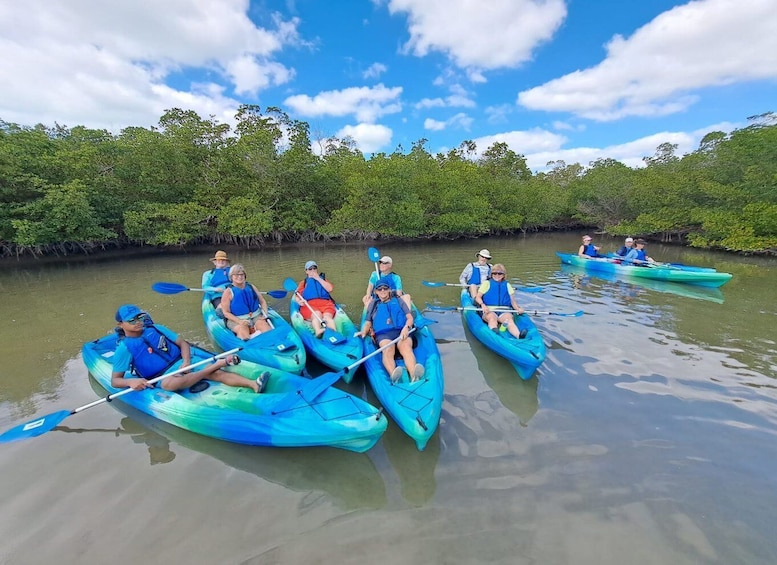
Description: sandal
xmin=226 ymin=354 xmax=241 ymax=366
xmin=412 ymin=364 xmax=425 ymax=382
xmin=390 ymin=366 xmax=403 ymax=384
xmin=255 ymin=371 xmax=269 ymax=393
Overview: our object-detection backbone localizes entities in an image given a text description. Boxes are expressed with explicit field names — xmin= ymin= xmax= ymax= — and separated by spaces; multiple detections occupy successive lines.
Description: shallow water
xmin=1 ymin=234 xmax=776 ymax=564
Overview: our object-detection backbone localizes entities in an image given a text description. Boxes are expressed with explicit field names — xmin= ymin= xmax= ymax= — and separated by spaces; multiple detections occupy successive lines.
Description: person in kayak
xmin=220 ymin=264 xmax=272 ymax=339
xmin=623 ymin=239 xmax=656 ymax=266
xmin=111 ymin=304 xmax=264 ymax=393
xmin=356 ymin=278 xmax=424 ymax=383
xmin=203 ymin=250 xmax=231 ymax=288
xmin=578 ymin=235 xmax=602 ymax=258
xmin=460 ymin=249 xmax=493 ymax=298
xmin=295 ymin=260 xmax=337 ymax=339
xmin=615 ymin=237 xmax=634 ymax=257
xmin=475 ymin=264 xmax=528 ymax=339
xmin=362 ymin=255 xmax=413 ymax=308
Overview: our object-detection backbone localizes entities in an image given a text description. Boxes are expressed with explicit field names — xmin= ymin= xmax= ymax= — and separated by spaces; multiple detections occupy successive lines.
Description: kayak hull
xmin=82 ymin=333 xmax=387 ymax=451
xmin=359 ymin=306 xmax=444 ymax=451
xmin=289 ymin=299 xmax=363 ymax=379
xmin=557 ymin=253 xmax=733 ymax=288
xmin=460 ymin=290 xmax=546 ymax=380
xmin=202 ymin=294 xmax=306 ymax=374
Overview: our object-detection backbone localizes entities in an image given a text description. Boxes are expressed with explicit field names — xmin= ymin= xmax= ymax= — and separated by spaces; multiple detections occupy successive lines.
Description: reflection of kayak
xmin=289 ymin=298 xmax=363 ymax=378
xmin=460 ymin=290 xmax=546 ymax=380
xmin=84 ymin=381 xmax=387 ymax=509
xmin=359 ymin=306 xmax=444 ymax=451
xmin=462 ymin=321 xmax=539 ymax=425
xmin=82 ymin=333 xmax=387 ymax=452
xmin=557 ymin=253 xmax=733 ymax=288
xmin=604 ymin=253 xmax=716 ymax=272
xmin=202 ymin=293 xmax=306 ymax=374
xmin=560 ymin=264 xmax=725 ymax=303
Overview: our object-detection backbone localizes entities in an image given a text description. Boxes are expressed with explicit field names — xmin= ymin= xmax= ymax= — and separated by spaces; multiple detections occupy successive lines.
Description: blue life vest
xmin=209 ymin=267 xmax=230 ymax=287
xmin=300 ymin=276 xmax=332 ymax=301
xmin=121 ymin=326 xmax=181 ymax=379
xmin=482 ymin=280 xmax=511 ymax=308
xmin=582 ymin=243 xmax=598 ymax=257
xmin=468 ymin=263 xmax=492 ymax=285
xmin=228 ymin=284 xmax=260 ymax=316
xmin=371 ymin=271 xmax=400 ymax=298
xmin=633 ymin=249 xmax=647 ymax=261
xmin=615 ymin=246 xmax=630 ymax=257
xmin=369 ymin=298 xmax=407 ymax=334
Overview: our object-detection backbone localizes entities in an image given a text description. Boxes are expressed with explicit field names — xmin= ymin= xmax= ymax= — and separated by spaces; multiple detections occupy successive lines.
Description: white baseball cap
xmin=379 ymin=256 xmax=392 ymax=264
xmin=625 ymin=237 xmax=634 ymax=242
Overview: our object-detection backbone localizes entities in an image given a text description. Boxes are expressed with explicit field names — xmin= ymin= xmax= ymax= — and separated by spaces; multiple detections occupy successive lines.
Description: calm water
xmin=0 ymin=233 xmax=776 ymax=565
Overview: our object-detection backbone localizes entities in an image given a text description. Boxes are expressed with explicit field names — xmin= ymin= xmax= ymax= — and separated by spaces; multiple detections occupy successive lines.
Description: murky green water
xmin=1 ymin=234 xmax=775 ymax=564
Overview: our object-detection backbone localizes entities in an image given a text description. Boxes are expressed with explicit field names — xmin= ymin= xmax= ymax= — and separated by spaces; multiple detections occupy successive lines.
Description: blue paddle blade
xmin=271 ymin=370 xmax=344 ymax=414
xmin=282 ymin=277 xmax=298 ymax=292
xmin=367 ymin=247 xmax=381 ymax=262
xmin=0 ymin=410 xmax=72 ymax=444
xmin=324 ymin=327 xmax=347 ymax=345
xmin=265 ymin=289 xmax=288 ymax=299
xmin=152 ymin=282 xmax=189 ymax=294
xmin=422 ymin=280 xmax=446 ymax=287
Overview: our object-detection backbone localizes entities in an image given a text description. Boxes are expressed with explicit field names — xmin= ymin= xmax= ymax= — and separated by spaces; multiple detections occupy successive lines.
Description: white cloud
xmin=485 ymin=104 xmax=513 ymax=124
xmin=525 ymin=121 xmax=740 ymax=172
xmin=518 ymin=0 xmax=777 ymax=121
xmin=284 ymin=84 xmax=403 ymax=123
xmin=388 ymin=0 xmax=567 ymax=71
xmin=423 ymin=113 xmax=473 ymax=132
xmin=363 ymin=62 xmax=388 ymax=79
xmin=415 ymin=84 xmax=475 ymax=109
xmin=336 ymin=123 xmax=393 ymax=153
xmin=0 ymin=0 xmax=299 ymax=129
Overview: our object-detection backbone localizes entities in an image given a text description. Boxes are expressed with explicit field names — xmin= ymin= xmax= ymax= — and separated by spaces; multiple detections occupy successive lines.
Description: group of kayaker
xmin=459 ymin=249 xmax=528 ymax=339
xmin=578 ymin=235 xmax=656 ymax=265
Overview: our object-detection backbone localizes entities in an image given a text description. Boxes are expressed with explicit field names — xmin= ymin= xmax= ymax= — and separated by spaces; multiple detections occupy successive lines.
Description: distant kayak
xmin=82 ymin=333 xmax=386 ymax=452
xmin=604 ymin=253 xmax=717 ymax=273
xmin=556 ymin=253 xmax=733 ymax=288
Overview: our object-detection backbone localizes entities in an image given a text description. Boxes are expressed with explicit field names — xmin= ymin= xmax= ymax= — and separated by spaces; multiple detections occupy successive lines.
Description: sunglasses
xmin=232 ymin=272 xmax=246 ymax=277
xmin=379 ymin=261 xmax=391 ymax=265
xmin=306 ymin=266 xmax=317 ymax=270
xmin=375 ymin=286 xmax=390 ymax=290
xmin=492 ymin=271 xmax=505 ymax=276
xmin=124 ymin=314 xmax=145 ymax=324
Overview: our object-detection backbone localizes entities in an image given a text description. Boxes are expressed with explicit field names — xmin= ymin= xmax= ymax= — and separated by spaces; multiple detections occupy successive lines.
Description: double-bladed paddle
xmin=283 ymin=278 xmax=347 ymax=345
xmin=425 ymin=303 xmax=584 ymax=317
xmin=422 ymin=280 xmax=544 ymax=294
xmin=152 ymin=282 xmax=287 ymax=298
xmin=0 ymin=347 xmax=242 ymax=444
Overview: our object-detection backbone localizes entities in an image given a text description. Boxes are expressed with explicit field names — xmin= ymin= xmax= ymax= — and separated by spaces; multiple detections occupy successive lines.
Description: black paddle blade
xmin=0 ymin=410 xmax=72 ymax=444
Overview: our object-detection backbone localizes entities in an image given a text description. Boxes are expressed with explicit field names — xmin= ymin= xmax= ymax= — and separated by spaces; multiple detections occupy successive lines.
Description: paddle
xmin=368 ymin=246 xmax=381 ymax=277
xmin=282 ymin=278 xmax=346 ymax=345
xmin=0 ymin=347 xmax=242 ymax=444
xmin=152 ymin=282 xmax=287 ymax=298
xmin=271 ymin=319 xmax=435 ymax=415
xmin=425 ymin=303 xmax=584 ymax=317
xmin=422 ymin=280 xmax=543 ymax=294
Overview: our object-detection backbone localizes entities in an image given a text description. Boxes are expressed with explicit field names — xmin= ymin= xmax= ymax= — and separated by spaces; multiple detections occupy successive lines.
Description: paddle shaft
xmin=75 ymin=347 xmax=242 ymax=413
xmin=427 ymin=304 xmax=582 ymax=317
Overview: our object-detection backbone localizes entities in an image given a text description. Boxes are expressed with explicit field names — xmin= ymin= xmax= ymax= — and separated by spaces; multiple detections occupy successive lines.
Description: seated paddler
xmin=220 ymin=264 xmax=272 ymax=340
xmin=110 ymin=304 xmax=263 ymax=393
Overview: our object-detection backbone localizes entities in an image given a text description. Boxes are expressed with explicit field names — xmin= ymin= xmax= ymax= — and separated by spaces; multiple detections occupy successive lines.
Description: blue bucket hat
xmin=115 ymin=304 xmax=143 ymax=322
xmin=375 ymin=277 xmax=392 ymax=290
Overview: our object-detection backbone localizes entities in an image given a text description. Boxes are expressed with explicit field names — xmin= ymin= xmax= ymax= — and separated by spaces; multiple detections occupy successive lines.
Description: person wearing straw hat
xmin=460 ymin=249 xmax=493 ymax=298
xmin=203 ymin=250 xmax=232 ymax=289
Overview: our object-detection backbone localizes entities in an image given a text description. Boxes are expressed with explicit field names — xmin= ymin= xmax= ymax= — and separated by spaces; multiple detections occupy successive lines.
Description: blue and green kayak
xmin=82 ymin=332 xmax=386 ymax=452
xmin=359 ymin=306 xmax=444 ymax=451
xmin=557 ymin=253 xmax=733 ymax=288
xmin=460 ymin=290 xmax=546 ymax=380
xmin=289 ymin=299 xmax=363 ymax=379
xmin=202 ymin=293 xmax=306 ymax=374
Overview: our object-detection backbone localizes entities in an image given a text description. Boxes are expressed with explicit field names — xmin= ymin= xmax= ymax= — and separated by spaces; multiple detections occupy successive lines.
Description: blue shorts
xmin=375 ymin=328 xmax=401 ymax=343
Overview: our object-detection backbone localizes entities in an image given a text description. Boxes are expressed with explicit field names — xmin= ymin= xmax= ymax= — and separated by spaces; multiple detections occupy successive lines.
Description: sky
xmin=1 ymin=0 xmax=775 ymax=171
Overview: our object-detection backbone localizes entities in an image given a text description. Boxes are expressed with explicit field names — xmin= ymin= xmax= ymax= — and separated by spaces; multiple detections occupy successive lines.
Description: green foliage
xmin=124 ymin=202 xmax=209 ymax=245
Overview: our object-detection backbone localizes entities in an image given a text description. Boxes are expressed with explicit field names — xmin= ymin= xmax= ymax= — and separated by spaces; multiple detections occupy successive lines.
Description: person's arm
xmin=356 ymin=303 xmax=376 ymax=337
xmin=110 ymin=344 xmax=150 ymax=390
xmin=252 ymin=284 xmax=269 ymax=316
xmin=578 ymin=244 xmax=586 ymax=257
xmin=475 ymin=282 xmax=490 ymax=314
xmin=507 ymin=284 xmax=524 ymax=314
xmin=393 ymin=273 xmax=404 ymax=295
xmin=174 ymin=335 xmax=191 ymax=368
xmin=623 ymin=249 xmax=639 ymax=264
xmin=295 ymin=281 xmax=306 ymax=305
xmin=460 ymin=264 xmax=472 ymax=286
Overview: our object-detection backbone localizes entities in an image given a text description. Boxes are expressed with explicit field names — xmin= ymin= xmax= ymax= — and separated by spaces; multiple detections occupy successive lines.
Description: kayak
xmin=202 ymin=293 xmax=306 ymax=374
xmin=289 ymin=298 xmax=363 ymax=379
xmin=82 ymin=332 xmax=387 ymax=452
xmin=460 ymin=290 xmax=546 ymax=380
xmin=604 ymin=253 xmax=717 ymax=273
xmin=556 ymin=253 xmax=733 ymax=288
xmin=359 ymin=306 xmax=444 ymax=451
xmin=559 ymin=264 xmax=725 ymax=303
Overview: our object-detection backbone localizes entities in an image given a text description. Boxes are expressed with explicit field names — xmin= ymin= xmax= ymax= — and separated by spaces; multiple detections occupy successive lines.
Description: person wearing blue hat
xmin=295 ymin=260 xmax=337 ymax=338
xmin=111 ymin=304 xmax=264 ymax=393
xmin=356 ymin=277 xmax=424 ymax=383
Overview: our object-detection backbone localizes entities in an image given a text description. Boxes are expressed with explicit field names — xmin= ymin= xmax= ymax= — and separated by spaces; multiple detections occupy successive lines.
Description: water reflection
xmin=86 ymin=377 xmax=387 ymax=510
xmin=463 ymin=323 xmax=539 ymax=426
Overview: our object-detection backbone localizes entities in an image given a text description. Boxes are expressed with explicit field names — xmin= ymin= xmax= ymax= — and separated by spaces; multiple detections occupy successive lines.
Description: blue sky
xmin=1 ymin=0 xmax=775 ymax=171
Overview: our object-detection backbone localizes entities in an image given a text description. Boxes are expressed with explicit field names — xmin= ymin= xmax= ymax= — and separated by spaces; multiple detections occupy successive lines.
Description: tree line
xmin=1 ymin=105 xmax=775 ymax=259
